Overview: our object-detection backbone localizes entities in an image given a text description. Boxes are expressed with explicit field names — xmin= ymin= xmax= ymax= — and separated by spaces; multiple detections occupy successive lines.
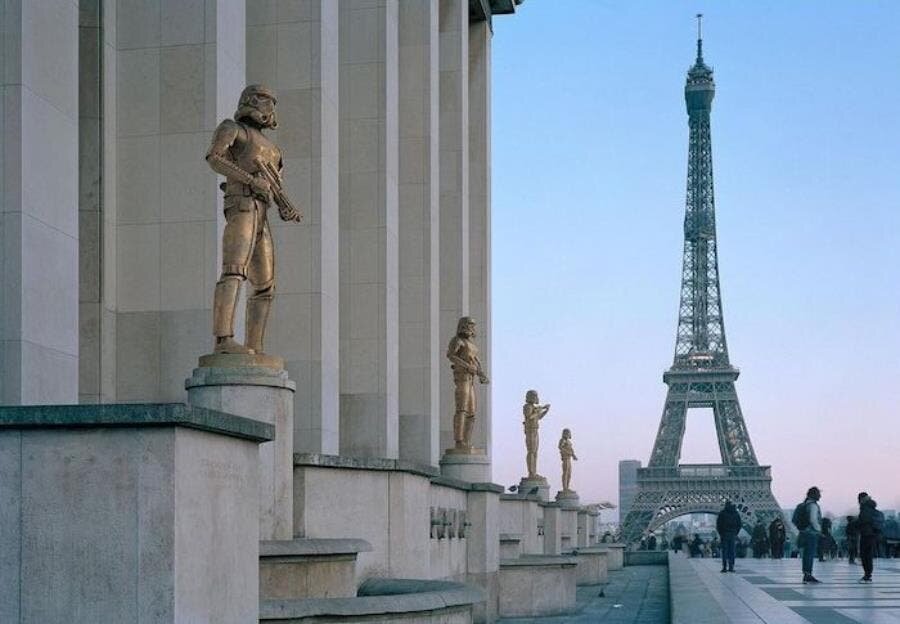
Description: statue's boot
xmin=245 ymin=292 xmax=273 ymax=354
xmin=213 ymin=276 xmax=254 ymax=354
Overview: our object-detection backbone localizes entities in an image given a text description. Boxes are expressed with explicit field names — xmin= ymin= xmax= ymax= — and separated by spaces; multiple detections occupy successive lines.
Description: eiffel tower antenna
xmin=696 ymin=13 xmax=703 ymax=60
xmin=619 ymin=19 xmax=783 ymax=545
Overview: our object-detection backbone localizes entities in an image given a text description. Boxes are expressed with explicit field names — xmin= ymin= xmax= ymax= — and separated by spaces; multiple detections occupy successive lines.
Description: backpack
xmin=792 ymin=501 xmax=810 ymax=530
xmin=873 ymin=509 xmax=885 ymax=534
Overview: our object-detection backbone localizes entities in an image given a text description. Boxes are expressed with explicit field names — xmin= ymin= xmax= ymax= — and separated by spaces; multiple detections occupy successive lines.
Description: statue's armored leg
xmin=453 ymin=411 xmax=466 ymax=447
xmin=214 ymin=201 xmax=258 ymax=354
xmin=462 ymin=413 xmax=475 ymax=449
xmin=245 ymin=287 xmax=273 ymax=354
xmin=245 ymin=217 xmax=275 ymax=354
xmin=213 ymin=275 xmax=253 ymax=354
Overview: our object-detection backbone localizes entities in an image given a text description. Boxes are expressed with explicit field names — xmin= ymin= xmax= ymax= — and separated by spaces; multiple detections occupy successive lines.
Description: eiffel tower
xmin=620 ymin=17 xmax=782 ymax=545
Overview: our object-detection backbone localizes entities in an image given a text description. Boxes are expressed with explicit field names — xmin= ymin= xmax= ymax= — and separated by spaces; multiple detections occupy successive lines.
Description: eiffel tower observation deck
xmin=620 ymin=17 xmax=782 ymax=545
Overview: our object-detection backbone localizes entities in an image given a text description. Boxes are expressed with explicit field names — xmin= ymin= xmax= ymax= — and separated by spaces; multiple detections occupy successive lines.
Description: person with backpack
xmin=792 ymin=486 xmax=823 ymax=583
xmin=716 ymin=500 xmax=742 ymax=572
xmin=857 ymin=491 xmax=883 ymax=583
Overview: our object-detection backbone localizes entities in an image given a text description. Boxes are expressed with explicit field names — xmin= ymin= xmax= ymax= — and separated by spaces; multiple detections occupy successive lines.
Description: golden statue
xmin=558 ymin=428 xmax=578 ymax=492
xmin=205 ymin=85 xmax=302 ymax=359
xmin=446 ymin=317 xmax=489 ymax=451
xmin=523 ymin=390 xmax=550 ymax=479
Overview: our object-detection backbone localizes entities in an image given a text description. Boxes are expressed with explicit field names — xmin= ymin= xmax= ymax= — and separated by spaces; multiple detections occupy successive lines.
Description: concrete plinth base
xmin=0 ymin=404 xmax=272 ymax=624
xmin=573 ymin=548 xmax=609 ymax=585
xmin=440 ymin=449 xmax=490 ymax=482
xmin=555 ymin=489 xmax=580 ymax=509
xmin=498 ymin=556 xmax=577 ymax=617
xmin=198 ymin=351 xmax=285 ymax=369
xmin=517 ymin=476 xmax=550 ymax=501
xmin=603 ymin=543 xmax=626 ymax=570
xmin=187 ymin=365 xmax=295 ymax=540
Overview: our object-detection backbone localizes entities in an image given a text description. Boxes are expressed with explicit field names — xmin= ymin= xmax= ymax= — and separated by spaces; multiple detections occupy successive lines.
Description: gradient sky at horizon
xmin=488 ymin=1 xmax=900 ymax=518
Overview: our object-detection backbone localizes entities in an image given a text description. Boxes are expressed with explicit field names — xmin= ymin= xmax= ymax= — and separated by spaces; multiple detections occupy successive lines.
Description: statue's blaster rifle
xmin=255 ymin=158 xmax=303 ymax=222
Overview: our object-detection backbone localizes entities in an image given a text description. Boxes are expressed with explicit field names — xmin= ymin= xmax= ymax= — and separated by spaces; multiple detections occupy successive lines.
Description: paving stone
xmin=682 ymin=556 xmax=900 ymax=623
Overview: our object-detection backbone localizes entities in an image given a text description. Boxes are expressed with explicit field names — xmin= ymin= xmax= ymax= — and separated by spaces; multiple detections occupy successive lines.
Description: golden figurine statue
xmin=523 ymin=390 xmax=550 ymax=479
xmin=204 ymin=85 xmax=302 ymax=361
xmin=558 ymin=428 xmax=578 ymax=492
xmin=446 ymin=317 xmax=489 ymax=451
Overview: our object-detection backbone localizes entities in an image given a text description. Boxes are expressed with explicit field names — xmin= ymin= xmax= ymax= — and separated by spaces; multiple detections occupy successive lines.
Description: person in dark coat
xmin=769 ymin=517 xmax=787 ymax=559
xmin=845 ymin=515 xmax=860 ymax=564
xmin=752 ymin=521 xmax=769 ymax=558
xmin=647 ymin=534 xmax=657 ymax=551
xmin=857 ymin=492 xmax=881 ymax=582
xmin=689 ymin=534 xmax=703 ymax=558
xmin=717 ymin=500 xmax=742 ymax=572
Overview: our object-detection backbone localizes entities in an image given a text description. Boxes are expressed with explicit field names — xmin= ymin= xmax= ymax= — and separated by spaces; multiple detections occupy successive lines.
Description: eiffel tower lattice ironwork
xmin=620 ymin=19 xmax=782 ymax=545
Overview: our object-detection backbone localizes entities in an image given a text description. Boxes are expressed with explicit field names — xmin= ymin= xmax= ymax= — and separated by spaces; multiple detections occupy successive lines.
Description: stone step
xmin=259 ymin=538 xmax=371 ymax=601
xmin=259 ymin=578 xmax=483 ymax=623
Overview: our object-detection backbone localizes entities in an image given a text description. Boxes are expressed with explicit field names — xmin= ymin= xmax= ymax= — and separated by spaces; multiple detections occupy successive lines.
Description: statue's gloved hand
xmin=278 ymin=204 xmax=304 ymax=223
xmin=250 ymin=175 xmax=272 ymax=201
xmin=478 ymin=373 xmax=490 ymax=384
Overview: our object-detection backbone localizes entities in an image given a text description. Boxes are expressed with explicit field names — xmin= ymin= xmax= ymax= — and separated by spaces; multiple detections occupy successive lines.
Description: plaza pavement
xmin=686 ymin=556 xmax=900 ymax=623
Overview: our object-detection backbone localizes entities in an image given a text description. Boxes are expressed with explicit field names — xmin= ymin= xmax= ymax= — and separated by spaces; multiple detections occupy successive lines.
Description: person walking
xmin=717 ymin=500 xmax=741 ymax=573
xmin=792 ymin=486 xmax=823 ymax=584
xmin=846 ymin=515 xmax=860 ymax=564
xmin=857 ymin=492 xmax=884 ymax=583
xmin=752 ymin=521 xmax=769 ymax=558
xmin=769 ymin=517 xmax=787 ymax=559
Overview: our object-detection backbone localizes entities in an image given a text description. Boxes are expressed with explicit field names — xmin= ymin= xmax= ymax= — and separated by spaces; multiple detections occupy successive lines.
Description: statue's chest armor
xmin=459 ymin=339 xmax=478 ymax=361
xmin=233 ymin=126 xmax=280 ymax=173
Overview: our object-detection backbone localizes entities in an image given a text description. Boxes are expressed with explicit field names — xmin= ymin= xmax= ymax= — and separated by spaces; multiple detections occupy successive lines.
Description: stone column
xmin=543 ymin=504 xmax=563 ymax=555
xmin=437 ymin=0 xmax=469 ymax=456
xmin=246 ymin=0 xmax=341 ymax=454
xmin=79 ymin=1 xmax=104 ymax=404
xmin=397 ymin=0 xmax=441 ymax=467
xmin=187 ymin=365 xmax=295 ymax=541
xmin=466 ymin=487 xmax=500 ymax=624
xmin=577 ymin=510 xmax=589 ymax=547
xmin=0 ymin=0 xmax=79 ymax=404
xmin=112 ymin=0 xmax=245 ymax=403
xmin=338 ymin=0 xmax=400 ymax=459
xmin=467 ymin=20 xmax=492 ymax=457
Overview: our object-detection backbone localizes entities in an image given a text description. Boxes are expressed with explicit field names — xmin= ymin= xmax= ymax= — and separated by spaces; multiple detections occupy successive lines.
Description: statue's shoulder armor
xmin=213 ymin=118 xmax=246 ymax=142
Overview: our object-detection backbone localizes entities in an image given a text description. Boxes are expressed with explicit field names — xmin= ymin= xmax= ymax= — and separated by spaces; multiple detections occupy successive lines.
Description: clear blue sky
xmin=489 ymin=1 xmax=900 ymax=518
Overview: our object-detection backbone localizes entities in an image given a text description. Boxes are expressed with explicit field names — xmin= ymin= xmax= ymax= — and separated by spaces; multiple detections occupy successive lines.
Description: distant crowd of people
xmin=637 ymin=487 xmax=898 ymax=584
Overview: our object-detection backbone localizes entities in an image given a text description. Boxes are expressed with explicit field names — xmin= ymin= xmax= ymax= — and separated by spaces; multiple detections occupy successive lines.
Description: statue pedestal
xmin=517 ymin=476 xmax=550 ymax=501
xmin=555 ymin=489 xmax=581 ymax=510
xmin=186 ymin=357 xmax=295 ymax=540
xmin=440 ymin=447 xmax=490 ymax=482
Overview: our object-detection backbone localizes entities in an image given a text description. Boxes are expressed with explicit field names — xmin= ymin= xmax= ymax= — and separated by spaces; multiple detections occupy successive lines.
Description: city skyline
xmin=489 ymin=1 xmax=900 ymax=517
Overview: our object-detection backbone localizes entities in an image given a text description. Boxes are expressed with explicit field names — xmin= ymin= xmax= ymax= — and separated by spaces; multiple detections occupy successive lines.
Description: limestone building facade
xmin=1 ymin=0 xmax=509 ymax=470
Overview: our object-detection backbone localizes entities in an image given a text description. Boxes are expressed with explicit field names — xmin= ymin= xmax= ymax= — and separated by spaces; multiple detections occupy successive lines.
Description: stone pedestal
xmin=555 ymin=489 xmax=580 ymax=509
xmin=542 ymin=504 xmax=563 ymax=555
xmin=517 ymin=476 xmax=550 ymax=501
xmin=576 ymin=510 xmax=589 ymax=547
xmin=186 ymin=359 xmax=295 ymax=541
xmin=440 ymin=448 xmax=490 ymax=482
xmin=0 ymin=403 xmax=272 ymax=624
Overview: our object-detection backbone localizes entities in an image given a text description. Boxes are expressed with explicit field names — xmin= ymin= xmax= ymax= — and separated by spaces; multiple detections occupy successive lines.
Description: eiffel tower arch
xmin=620 ymin=21 xmax=782 ymax=545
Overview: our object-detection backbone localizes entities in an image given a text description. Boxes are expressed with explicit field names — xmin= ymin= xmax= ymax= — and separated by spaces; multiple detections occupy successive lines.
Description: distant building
xmin=619 ymin=460 xmax=641 ymax=519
